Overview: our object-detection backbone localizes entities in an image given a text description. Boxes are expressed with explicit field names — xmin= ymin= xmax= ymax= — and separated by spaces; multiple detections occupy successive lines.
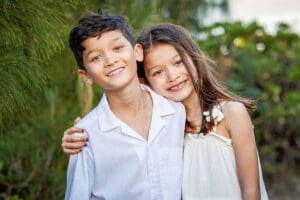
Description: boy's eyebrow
xmin=112 ymin=36 xmax=122 ymax=41
xmin=85 ymin=36 xmax=122 ymax=57
xmin=86 ymin=49 xmax=97 ymax=57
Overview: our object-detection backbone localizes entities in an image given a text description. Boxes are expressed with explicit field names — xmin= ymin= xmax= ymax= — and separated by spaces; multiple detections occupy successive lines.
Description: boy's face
xmin=79 ymin=30 xmax=143 ymax=92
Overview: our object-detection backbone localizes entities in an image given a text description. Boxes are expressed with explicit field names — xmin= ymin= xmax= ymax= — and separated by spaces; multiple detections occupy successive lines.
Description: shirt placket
xmin=147 ymin=144 xmax=163 ymax=200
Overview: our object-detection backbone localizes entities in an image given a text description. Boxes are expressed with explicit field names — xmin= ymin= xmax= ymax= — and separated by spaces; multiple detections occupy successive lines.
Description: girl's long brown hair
xmin=137 ymin=23 xmax=255 ymax=134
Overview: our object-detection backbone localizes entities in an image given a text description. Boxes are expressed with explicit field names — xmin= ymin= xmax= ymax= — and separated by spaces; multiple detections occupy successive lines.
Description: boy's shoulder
xmin=75 ymin=105 xmax=100 ymax=130
xmin=74 ymin=94 xmax=115 ymax=133
xmin=151 ymin=93 xmax=185 ymax=120
xmin=165 ymin=98 xmax=185 ymax=113
xmin=144 ymin=84 xmax=185 ymax=115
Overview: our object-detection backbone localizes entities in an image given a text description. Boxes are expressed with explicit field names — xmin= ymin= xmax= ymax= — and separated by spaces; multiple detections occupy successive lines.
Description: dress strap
xmin=220 ymin=101 xmax=226 ymax=106
xmin=203 ymin=103 xmax=224 ymax=125
xmin=203 ymin=102 xmax=225 ymax=134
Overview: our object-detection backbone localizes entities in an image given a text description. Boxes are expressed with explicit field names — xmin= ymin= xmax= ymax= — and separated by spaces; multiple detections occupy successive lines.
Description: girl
xmin=62 ymin=23 xmax=268 ymax=199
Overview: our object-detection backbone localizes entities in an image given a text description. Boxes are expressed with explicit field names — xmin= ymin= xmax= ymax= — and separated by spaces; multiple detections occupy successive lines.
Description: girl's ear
xmin=138 ymin=77 xmax=151 ymax=87
xmin=78 ymin=69 xmax=93 ymax=85
xmin=134 ymin=43 xmax=144 ymax=62
xmin=138 ymin=77 xmax=146 ymax=84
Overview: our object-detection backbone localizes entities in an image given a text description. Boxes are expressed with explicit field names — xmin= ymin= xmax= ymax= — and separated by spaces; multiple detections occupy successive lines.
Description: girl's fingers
xmin=63 ymin=127 xmax=83 ymax=136
xmin=62 ymin=128 xmax=87 ymax=143
xmin=62 ymin=125 xmax=88 ymax=155
xmin=74 ymin=117 xmax=81 ymax=125
xmin=63 ymin=148 xmax=82 ymax=155
xmin=62 ymin=141 xmax=87 ymax=155
xmin=63 ymin=141 xmax=86 ymax=149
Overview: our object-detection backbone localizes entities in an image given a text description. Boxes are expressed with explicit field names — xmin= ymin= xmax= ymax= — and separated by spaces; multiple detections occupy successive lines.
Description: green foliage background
xmin=0 ymin=0 xmax=299 ymax=199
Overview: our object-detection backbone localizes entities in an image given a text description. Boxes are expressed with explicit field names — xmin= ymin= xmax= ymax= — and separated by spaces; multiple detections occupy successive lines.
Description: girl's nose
xmin=166 ymin=66 xmax=180 ymax=82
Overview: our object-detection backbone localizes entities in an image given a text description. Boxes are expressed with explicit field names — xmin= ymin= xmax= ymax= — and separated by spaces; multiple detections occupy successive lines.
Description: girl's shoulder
xmin=220 ymin=101 xmax=253 ymax=136
xmin=220 ymin=101 xmax=248 ymax=118
xmin=203 ymin=101 xmax=247 ymax=126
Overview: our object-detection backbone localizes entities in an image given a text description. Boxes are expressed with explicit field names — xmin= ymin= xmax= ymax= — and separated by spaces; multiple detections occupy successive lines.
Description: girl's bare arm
xmin=223 ymin=102 xmax=260 ymax=200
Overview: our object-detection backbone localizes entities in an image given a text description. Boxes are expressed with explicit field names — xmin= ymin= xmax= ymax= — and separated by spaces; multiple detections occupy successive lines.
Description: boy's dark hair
xmin=69 ymin=11 xmax=136 ymax=70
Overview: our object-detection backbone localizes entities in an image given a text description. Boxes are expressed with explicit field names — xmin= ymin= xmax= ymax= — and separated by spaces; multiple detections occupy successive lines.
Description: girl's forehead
xmin=146 ymin=43 xmax=179 ymax=57
xmin=144 ymin=44 xmax=179 ymax=65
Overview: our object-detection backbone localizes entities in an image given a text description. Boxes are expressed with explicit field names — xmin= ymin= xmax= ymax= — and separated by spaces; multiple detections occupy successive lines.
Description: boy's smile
xmin=79 ymin=30 xmax=143 ymax=91
xmin=106 ymin=67 xmax=125 ymax=77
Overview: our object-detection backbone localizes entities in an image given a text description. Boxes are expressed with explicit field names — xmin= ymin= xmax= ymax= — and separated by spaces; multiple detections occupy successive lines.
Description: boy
xmin=64 ymin=11 xmax=186 ymax=200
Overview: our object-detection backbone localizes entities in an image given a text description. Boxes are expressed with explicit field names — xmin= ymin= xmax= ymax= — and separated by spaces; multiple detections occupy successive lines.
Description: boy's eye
xmin=113 ymin=45 xmax=123 ymax=52
xmin=153 ymin=69 xmax=163 ymax=76
xmin=91 ymin=55 xmax=101 ymax=62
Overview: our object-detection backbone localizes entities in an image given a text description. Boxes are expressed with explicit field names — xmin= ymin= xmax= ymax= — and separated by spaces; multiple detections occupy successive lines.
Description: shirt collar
xmin=97 ymin=84 xmax=177 ymax=132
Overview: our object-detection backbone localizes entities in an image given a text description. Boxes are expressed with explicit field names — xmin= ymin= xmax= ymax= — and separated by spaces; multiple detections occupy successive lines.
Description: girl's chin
xmin=170 ymin=91 xmax=194 ymax=102
xmin=166 ymin=95 xmax=187 ymax=102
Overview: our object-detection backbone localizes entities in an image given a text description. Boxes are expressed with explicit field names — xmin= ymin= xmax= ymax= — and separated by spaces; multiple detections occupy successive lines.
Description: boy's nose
xmin=104 ymin=54 xmax=117 ymax=67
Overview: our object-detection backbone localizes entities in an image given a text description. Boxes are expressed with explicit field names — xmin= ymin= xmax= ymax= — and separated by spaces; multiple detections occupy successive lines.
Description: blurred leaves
xmin=0 ymin=0 xmax=87 ymax=131
xmin=198 ymin=21 xmax=300 ymax=188
xmin=0 ymin=0 xmax=88 ymax=199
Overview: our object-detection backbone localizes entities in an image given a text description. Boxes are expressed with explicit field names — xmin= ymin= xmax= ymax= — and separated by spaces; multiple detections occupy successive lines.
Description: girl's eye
xmin=153 ymin=69 xmax=163 ymax=76
xmin=175 ymin=60 xmax=183 ymax=66
xmin=113 ymin=45 xmax=123 ymax=52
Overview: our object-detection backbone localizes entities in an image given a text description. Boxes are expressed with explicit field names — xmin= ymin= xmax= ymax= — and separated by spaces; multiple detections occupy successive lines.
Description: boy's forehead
xmin=82 ymin=31 xmax=125 ymax=48
xmin=81 ymin=30 xmax=132 ymax=55
xmin=96 ymin=30 xmax=126 ymax=42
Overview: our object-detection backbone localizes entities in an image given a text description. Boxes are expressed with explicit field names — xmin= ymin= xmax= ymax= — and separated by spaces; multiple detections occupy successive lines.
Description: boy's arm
xmin=65 ymin=144 xmax=94 ymax=200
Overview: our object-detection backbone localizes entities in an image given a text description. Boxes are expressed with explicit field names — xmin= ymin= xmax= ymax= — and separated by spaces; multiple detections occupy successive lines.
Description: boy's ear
xmin=78 ymin=69 xmax=93 ymax=85
xmin=134 ymin=43 xmax=144 ymax=62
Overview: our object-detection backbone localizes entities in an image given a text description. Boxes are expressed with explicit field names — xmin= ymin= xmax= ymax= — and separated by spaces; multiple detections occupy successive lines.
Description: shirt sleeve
xmin=64 ymin=146 xmax=94 ymax=200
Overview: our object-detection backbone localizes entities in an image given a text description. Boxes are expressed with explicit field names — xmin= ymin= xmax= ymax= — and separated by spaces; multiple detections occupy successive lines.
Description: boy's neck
xmin=105 ymin=78 xmax=153 ymax=140
xmin=106 ymin=78 xmax=147 ymax=112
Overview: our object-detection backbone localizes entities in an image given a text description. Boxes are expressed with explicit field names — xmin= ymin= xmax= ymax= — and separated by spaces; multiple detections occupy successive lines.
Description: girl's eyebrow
xmin=145 ymin=65 xmax=160 ymax=73
xmin=145 ymin=54 xmax=180 ymax=73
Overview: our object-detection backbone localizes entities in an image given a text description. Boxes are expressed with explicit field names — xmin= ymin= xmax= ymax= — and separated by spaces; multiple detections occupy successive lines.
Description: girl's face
xmin=143 ymin=43 xmax=195 ymax=102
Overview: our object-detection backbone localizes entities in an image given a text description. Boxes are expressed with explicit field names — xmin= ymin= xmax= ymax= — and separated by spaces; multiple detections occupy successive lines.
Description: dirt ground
xmin=265 ymin=174 xmax=300 ymax=199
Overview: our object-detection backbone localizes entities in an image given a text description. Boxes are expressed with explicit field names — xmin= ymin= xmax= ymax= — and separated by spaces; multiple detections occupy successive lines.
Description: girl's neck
xmin=182 ymin=90 xmax=202 ymax=132
xmin=182 ymin=90 xmax=201 ymax=113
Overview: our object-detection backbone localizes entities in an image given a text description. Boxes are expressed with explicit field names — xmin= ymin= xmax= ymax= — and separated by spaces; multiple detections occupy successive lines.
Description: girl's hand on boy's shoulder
xmin=61 ymin=117 xmax=88 ymax=155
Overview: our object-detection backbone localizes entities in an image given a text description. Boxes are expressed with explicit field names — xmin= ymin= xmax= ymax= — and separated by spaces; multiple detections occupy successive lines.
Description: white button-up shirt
xmin=65 ymin=85 xmax=186 ymax=200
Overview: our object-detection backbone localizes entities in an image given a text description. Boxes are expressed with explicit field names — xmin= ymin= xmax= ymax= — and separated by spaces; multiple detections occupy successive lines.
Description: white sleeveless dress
xmin=182 ymin=103 xmax=268 ymax=200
